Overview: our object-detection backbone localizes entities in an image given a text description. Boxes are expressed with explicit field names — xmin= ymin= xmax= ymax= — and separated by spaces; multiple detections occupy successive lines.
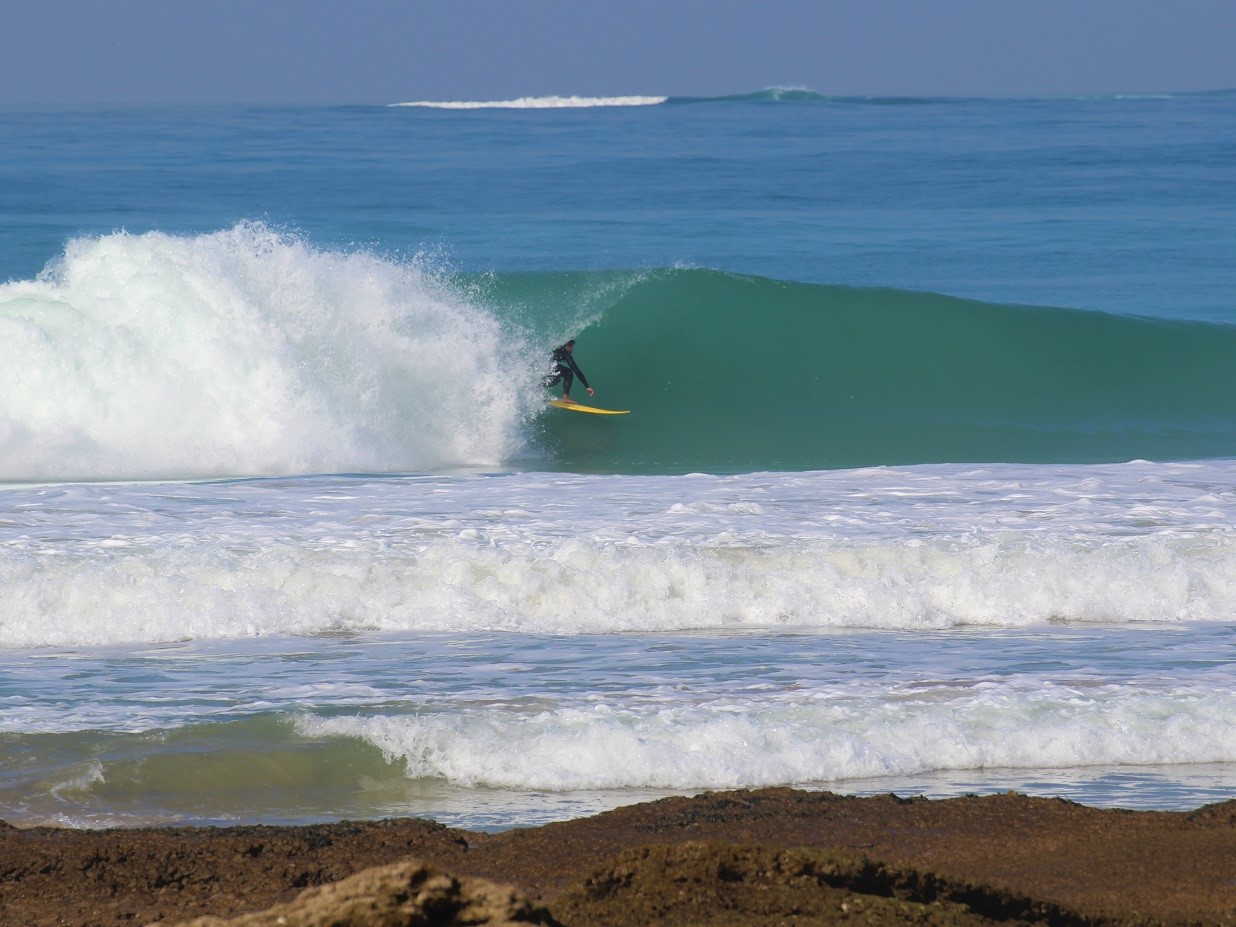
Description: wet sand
xmin=0 ymin=788 xmax=1232 ymax=925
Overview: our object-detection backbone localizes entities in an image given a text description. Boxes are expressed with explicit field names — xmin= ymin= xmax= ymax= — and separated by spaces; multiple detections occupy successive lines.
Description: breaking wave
xmin=390 ymin=95 xmax=668 ymax=109
xmin=0 ymin=224 xmax=535 ymax=482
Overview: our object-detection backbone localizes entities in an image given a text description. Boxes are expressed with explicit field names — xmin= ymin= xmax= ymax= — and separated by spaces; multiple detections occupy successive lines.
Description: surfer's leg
xmin=561 ymin=369 xmax=575 ymax=400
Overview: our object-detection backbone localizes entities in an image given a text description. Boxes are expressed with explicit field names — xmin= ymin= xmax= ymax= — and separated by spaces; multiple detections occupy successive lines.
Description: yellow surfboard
xmin=547 ymin=399 xmax=630 ymax=415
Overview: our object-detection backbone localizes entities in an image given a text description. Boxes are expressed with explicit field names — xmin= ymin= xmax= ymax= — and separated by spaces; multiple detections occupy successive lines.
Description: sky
xmin=2 ymin=0 xmax=1234 ymax=105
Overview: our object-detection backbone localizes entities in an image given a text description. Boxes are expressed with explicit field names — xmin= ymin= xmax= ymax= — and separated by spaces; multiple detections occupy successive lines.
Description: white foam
xmin=0 ymin=224 xmax=535 ymax=482
xmin=3 ymin=532 xmax=1233 ymax=648
xmin=49 ymin=760 xmax=106 ymax=798
xmin=390 ymin=96 xmax=667 ymax=109
xmin=2 ymin=462 xmax=1236 ymax=647
xmin=298 ymin=678 xmax=1236 ymax=790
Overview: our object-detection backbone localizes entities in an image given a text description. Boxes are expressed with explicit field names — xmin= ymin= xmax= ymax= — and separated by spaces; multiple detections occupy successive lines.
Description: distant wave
xmin=389 ymin=87 xmax=1236 ymax=110
xmin=388 ymin=87 xmax=830 ymax=109
xmin=390 ymin=95 xmax=668 ymax=109
xmin=672 ymin=88 xmax=1233 ymax=105
xmin=671 ymin=86 xmax=834 ymax=104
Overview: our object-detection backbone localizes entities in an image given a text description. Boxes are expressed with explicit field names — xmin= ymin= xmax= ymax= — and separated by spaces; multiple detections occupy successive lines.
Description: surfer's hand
xmin=587 ymin=387 xmax=595 ymax=397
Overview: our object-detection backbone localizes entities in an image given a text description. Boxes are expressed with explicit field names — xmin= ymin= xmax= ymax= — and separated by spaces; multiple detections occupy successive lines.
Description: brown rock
xmin=2 ymin=789 xmax=1234 ymax=926
xmin=166 ymin=859 xmax=558 ymax=927
xmin=460 ymin=788 xmax=1236 ymax=923
xmin=0 ymin=818 xmax=473 ymax=927
xmin=553 ymin=842 xmax=1005 ymax=926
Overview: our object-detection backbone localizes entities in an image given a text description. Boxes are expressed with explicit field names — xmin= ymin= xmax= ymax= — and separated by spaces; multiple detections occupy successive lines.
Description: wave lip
xmin=390 ymin=95 xmax=668 ymax=109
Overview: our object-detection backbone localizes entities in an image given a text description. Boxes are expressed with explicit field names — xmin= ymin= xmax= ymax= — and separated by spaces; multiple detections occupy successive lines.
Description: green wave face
xmin=520 ymin=270 xmax=1236 ymax=473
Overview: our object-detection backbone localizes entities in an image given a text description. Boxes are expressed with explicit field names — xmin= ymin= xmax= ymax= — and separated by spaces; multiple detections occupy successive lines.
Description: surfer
xmin=543 ymin=339 xmax=594 ymax=403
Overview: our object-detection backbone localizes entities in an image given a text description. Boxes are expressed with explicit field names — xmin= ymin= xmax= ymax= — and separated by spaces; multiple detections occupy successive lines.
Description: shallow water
xmin=3 ymin=624 xmax=1232 ymax=829
xmin=1 ymin=465 xmax=1233 ymax=828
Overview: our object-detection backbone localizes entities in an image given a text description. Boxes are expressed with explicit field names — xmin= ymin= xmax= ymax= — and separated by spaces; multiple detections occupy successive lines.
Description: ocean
xmin=1 ymin=89 xmax=1233 ymax=829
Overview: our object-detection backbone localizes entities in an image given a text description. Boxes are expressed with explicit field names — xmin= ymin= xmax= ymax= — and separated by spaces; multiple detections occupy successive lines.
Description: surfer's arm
xmin=566 ymin=355 xmax=590 ymax=390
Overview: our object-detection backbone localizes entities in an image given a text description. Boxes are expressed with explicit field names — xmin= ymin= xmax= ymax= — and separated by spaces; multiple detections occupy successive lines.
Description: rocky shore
xmin=0 ymin=788 xmax=1232 ymax=926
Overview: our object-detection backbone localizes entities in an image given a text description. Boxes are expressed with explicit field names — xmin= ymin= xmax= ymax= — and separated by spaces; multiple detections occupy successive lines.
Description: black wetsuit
xmin=543 ymin=345 xmax=590 ymax=395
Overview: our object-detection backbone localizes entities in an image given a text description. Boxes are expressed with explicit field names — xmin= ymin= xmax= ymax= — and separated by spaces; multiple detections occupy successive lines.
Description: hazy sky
xmin=3 ymin=0 xmax=1234 ymax=104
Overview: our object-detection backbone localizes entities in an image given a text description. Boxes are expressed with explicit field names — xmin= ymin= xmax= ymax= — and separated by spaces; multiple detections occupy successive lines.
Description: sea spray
xmin=0 ymin=224 xmax=536 ymax=481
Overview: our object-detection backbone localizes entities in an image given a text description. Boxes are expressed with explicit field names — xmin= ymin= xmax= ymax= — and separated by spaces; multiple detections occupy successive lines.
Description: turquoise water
xmin=514 ymin=270 xmax=1236 ymax=472
xmin=0 ymin=92 xmax=1233 ymax=827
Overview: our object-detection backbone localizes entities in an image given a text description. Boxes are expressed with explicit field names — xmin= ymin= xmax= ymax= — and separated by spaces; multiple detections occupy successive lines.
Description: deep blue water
xmin=3 ymin=93 xmax=1233 ymax=318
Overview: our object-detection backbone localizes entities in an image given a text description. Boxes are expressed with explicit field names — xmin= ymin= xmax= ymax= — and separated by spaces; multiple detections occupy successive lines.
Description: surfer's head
xmin=564 ymin=339 xmax=575 ymax=351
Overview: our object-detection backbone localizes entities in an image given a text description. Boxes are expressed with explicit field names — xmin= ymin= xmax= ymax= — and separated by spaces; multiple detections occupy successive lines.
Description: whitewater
xmin=391 ymin=95 xmax=669 ymax=109
xmin=0 ymin=90 xmax=1233 ymax=829
xmin=3 ymin=458 xmax=1234 ymax=826
xmin=0 ymin=225 xmax=534 ymax=481
xmin=4 ymin=462 xmax=1236 ymax=649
